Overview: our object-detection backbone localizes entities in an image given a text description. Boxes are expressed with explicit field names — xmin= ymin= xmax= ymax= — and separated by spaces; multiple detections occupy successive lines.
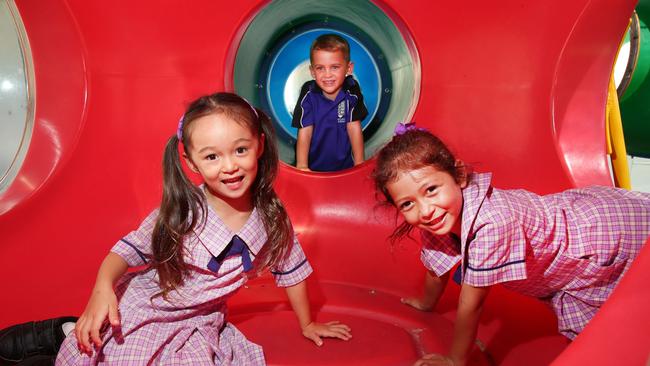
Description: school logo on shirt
xmin=337 ymin=101 xmax=346 ymax=123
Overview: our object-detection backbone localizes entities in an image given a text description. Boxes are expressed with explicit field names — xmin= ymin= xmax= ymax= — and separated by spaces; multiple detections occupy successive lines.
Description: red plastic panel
xmin=0 ymin=1 xmax=645 ymax=365
xmin=0 ymin=0 xmax=87 ymax=214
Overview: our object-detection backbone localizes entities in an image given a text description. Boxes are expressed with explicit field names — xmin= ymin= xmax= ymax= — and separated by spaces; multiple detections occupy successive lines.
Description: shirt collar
xmin=460 ymin=172 xmax=492 ymax=250
xmin=196 ymin=187 xmax=267 ymax=258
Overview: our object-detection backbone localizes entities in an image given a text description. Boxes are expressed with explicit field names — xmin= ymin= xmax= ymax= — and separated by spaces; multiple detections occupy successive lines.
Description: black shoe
xmin=0 ymin=317 xmax=77 ymax=366
xmin=17 ymin=355 xmax=55 ymax=366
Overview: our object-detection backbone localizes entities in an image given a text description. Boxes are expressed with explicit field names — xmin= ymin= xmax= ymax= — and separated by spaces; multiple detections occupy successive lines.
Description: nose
xmin=419 ymin=202 xmax=435 ymax=221
xmin=221 ymin=156 xmax=238 ymax=174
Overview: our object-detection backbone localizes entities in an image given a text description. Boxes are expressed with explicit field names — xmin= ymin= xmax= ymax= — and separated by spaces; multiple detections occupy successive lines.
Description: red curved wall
xmin=1 ymin=0 xmax=647 ymax=365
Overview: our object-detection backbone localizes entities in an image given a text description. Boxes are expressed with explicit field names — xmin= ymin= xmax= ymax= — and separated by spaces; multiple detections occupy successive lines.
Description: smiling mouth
xmin=423 ymin=213 xmax=446 ymax=228
xmin=222 ymin=176 xmax=243 ymax=185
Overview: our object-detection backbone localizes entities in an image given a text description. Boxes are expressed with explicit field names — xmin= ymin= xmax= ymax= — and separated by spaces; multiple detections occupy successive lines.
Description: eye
xmin=426 ymin=185 xmax=438 ymax=194
xmin=235 ymin=147 xmax=248 ymax=155
xmin=399 ymin=201 xmax=413 ymax=211
xmin=205 ymin=154 xmax=218 ymax=161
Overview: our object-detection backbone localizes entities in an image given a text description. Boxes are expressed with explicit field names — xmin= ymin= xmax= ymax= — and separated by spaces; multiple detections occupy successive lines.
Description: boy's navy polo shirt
xmin=291 ymin=75 xmax=368 ymax=172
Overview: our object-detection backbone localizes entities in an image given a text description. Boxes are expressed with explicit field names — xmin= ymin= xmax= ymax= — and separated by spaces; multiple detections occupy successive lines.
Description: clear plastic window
xmin=0 ymin=1 xmax=34 ymax=193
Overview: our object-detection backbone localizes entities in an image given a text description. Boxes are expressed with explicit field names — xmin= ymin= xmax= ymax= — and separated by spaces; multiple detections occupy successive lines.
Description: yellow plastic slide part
xmin=606 ymin=73 xmax=631 ymax=189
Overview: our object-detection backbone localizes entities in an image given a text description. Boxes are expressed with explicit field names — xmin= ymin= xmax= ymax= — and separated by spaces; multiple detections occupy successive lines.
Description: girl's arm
xmin=448 ymin=284 xmax=490 ymax=366
xmin=75 ymin=252 xmax=128 ymax=355
xmin=402 ymin=269 xmax=450 ymax=311
xmin=346 ymin=121 xmax=364 ymax=165
xmin=414 ymin=284 xmax=489 ymax=366
xmin=284 ymin=280 xmax=352 ymax=346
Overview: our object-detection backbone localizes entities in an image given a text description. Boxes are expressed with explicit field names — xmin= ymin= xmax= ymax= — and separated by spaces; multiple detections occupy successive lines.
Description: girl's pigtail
xmin=151 ymin=135 xmax=206 ymax=299
xmin=252 ymin=110 xmax=293 ymax=271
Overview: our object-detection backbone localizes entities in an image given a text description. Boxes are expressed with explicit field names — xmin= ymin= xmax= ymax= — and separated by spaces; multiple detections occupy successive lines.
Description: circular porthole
xmin=0 ymin=1 xmax=34 ymax=193
xmin=614 ymin=11 xmax=640 ymax=99
xmin=230 ymin=0 xmax=420 ymax=167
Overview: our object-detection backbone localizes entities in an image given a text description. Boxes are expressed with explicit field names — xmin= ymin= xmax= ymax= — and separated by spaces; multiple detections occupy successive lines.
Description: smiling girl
xmin=372 ymin=126 xmax=650 ymax=366
xmin=53 ymin=92 xmax=351 ymax=365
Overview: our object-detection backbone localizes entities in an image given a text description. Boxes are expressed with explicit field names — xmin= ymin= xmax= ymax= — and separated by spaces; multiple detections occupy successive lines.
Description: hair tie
xmin=177 ymin=115 xmax=185 ymax=141
xmin=394 ymin=121 xmax=426 ymax=136
xmin=241 ymin=97 xmax=259 ymax=119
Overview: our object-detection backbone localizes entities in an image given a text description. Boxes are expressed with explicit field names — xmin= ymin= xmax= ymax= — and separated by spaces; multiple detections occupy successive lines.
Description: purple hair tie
xmin=394 ymin=121 xmax=426 ymax=135
xmin=177 ymin=115 xmax=185 ymax=141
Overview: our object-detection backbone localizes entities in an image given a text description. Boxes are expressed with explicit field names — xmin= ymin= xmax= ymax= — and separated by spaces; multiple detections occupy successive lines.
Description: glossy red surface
xmin=1 ymin=0 xmax=646 ymax=365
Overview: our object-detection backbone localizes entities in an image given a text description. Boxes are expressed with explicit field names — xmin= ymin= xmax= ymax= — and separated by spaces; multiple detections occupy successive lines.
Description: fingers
xmin=305 ymin=332 xmax=324 ymax=347
xmin=305 ymin=321 xmax=353 ymax=343
xmin=413 ymin=354 xmax=454 ymax=366
xmin=75 ymin=316 xmax=93 ymax=356
xmin=322 ymin=324 xmax=352 ymax=341
xmin=89 ymin=315 xmax=105 ymax=348
xmin=324 ymin=320 xmax=351 ymax=332
xmin=108 ymin=303 xmax=121 ymax=327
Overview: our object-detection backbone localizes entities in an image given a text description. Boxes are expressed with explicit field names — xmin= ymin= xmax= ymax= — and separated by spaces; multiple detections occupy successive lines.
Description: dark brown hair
xmin=371 ymin=130 xmax=468 ymax=244
xmin=152 ymin=92 xmax=293 ymax=299
xmin=310 ymin=34 xmax=351 ymax=63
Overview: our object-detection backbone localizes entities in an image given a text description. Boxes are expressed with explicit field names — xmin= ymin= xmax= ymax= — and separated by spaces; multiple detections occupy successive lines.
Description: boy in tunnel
xmin=292 ymin=34 xmax=368 ymax=172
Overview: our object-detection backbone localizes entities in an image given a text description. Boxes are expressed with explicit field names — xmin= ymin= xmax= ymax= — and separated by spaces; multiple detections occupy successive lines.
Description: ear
xmin=455 ymin=160 xmax=468 ymax=188
xmin=309 ymin=64 xmax=316 ymax=79
xmin=257 ymin=133 xmax=266 ymax=159
xmin=346 ymin=61 xmax=354 ymax=76
xmin=184 ymin=153 xmax=200 ymax=174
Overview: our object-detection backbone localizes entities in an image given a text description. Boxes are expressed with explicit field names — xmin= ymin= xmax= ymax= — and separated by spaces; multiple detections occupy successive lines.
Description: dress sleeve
xmin=347 ymin=77 xmax=368 ymax=122
xmin=420 ymin=230 xmax=461 ymax=277
xmin=463 ymin=211 xmax=527 ymax=287
xmin=110 ymin=209 xmax=158 ymax=267
xmin=291 ymin=81 xmax=314 ymax=128
xmin=271 ymin=235 xmax=313 ymax=287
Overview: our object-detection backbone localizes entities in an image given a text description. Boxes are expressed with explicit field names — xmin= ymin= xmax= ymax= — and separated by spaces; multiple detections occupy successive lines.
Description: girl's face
xmin=184 ymin=113 xmax=264 ymax=208
xmin=386 ymin=166 xmax=466 ymax=236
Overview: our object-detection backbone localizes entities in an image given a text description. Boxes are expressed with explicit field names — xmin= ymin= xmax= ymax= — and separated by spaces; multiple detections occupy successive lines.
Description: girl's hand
xmin=75 ymin=285 xmax=120 ymax=356
xmin=413 ymin=353 xmax=456 ymax=366
xmin=401 ymin=296 xmax=434 ymax=311
xmin=301 ymin=321 xmax=352 ymax=346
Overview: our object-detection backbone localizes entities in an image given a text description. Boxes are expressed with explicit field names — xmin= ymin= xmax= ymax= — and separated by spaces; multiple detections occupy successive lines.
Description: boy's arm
xmin=402 ymin=269 xmax=450 ymax=311
xmin=292 ymin=82 xmax=314 ymax=171
xmin=295 ymin=125 xmax=313 ymax=171
xmin=285 ymin=280 xmax=352 ymax=346
xmin=346 ymin=121 xmax=364 ymax=165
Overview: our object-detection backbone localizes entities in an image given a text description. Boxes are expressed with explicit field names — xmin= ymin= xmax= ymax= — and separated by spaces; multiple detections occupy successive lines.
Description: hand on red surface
xmin=301 ymin=321 xmax=352 ymax=346
xmin=413 ymin=353 xmax=456 ymax=366
xmin=75 ymin=285 xmax=121 ymax=356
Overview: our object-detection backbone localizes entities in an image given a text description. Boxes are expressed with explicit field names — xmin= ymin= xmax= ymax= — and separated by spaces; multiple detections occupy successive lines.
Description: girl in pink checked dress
xmin=55 ymin=93 xmax=351 ymax=365
xmin=371 ymin=126 xmax=650 ymax=366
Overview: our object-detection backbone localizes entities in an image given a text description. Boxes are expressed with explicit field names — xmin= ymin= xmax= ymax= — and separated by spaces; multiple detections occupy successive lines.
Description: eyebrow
xmin=419 ymin=181 xmax=434 ymax=191
xmin=197 ymin=138 xmax=253 ymax=154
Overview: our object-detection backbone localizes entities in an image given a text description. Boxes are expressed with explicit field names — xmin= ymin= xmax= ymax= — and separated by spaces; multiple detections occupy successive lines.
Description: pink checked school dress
xmin=56 ymin=204 xmax=312 ymax=365
xmin=421 ymin=172 xmax=650 ymax=339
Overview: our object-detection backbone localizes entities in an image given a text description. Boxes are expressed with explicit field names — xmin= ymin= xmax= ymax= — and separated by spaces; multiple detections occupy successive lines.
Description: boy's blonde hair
xmin=310 ymin=34 xmax=351 ymax=63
